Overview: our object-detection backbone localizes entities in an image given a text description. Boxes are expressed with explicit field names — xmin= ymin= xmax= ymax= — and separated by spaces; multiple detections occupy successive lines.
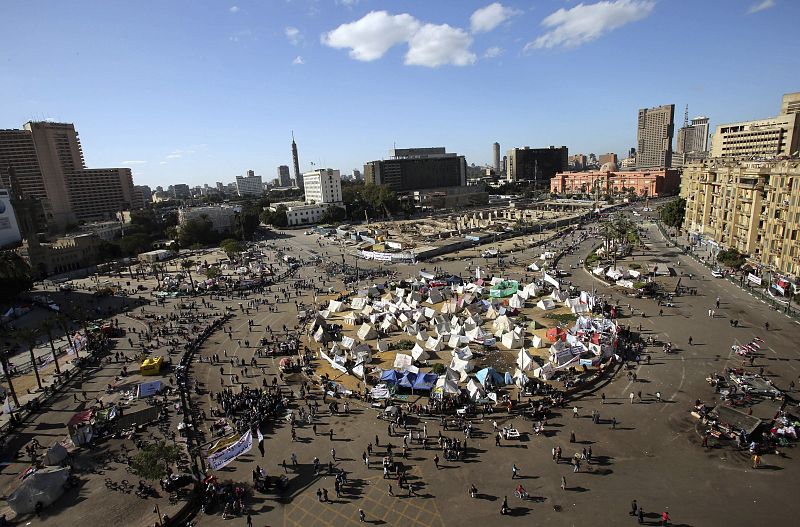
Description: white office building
xmin=303 ymin=169 xmax=342 ymax=204
xmin=235 ymin=171 xmax=263 ymax=196
xmin=178 ymin=205 xmax=238 ymax=233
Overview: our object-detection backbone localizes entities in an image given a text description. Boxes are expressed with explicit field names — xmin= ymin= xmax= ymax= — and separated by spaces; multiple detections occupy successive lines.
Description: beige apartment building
xmin=682 ymin=158 xmax=800 ymax=277
xmin=0 ymin=121 xmax=137 ymax=230
xmin=710 ymin=92 xmax=800 ymax=159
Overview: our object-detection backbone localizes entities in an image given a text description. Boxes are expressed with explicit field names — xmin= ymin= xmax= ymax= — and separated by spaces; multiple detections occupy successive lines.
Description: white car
xmin=711 ymin=270 xmax=724 ymax=278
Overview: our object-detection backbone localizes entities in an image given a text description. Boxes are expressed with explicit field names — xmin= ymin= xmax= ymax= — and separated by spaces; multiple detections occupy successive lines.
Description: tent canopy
xmin=475 ymin=367 xmax=504 ymax=387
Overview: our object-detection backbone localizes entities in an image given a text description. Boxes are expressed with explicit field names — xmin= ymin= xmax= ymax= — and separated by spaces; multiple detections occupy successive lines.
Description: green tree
xmin=129 ymin=441 xmax=182 ymax=480
xmin=220 ymin=238 xmax=242 ymax=258
xmin=717 ymin=249 xmax=746 ymax=269
xmin=40 ymin=320 xmax=61 ymax=375
xmin=178 ymin=216 xmax=215 ymax=247
xmin=14 ymin=328 xmax=42 ymax=391
xmin=262 ymin=205 xmax=288 ymax=228
xmin=119 ymin=233 xmax=152 ymax=256
xmin=205 ymin=267 xmax=221 ymax=280
xmin=320 ymin=206 xmax=347 ymax=224
xmin=0 ymin=252 xmax=33 ymax=301
xmin=181 ymin=259 xmax=196 ymax=290
xmin=659 ymin=198 xmax=686 ymax=230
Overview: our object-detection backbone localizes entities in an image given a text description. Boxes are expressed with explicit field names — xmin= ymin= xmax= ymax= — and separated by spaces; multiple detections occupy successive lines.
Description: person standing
xmin=630 ymin=499 xmax=638 ymax=516
xmin=359 ymin=509 xmax=366 ymax=523
xmin=246 ymin=513 xmax=253 ymax=527
xmin=560 ymin=475 xmax=566 ymax=491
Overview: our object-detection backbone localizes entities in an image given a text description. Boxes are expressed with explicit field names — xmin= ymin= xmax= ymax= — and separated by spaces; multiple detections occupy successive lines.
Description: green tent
xmin=489 ymin=280 xmax=519 ymax=298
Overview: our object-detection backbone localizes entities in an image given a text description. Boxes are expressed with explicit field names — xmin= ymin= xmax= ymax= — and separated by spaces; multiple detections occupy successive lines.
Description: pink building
xmin=550 ymin=168 xmax=680 ymax=197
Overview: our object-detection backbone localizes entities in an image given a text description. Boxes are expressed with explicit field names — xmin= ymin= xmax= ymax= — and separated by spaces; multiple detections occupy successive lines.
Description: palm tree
xmin=55 ymin=313 xmax=79 ymax=359
xmin=14 ymin=328 xmax=42 ymax=391
xmin=0 ymin=349 xmax=20 ymax=409
xmin=41 ymin=320 xmax=61 ymax=375
xmin=181 ymin=259 xmax=196 ymax=291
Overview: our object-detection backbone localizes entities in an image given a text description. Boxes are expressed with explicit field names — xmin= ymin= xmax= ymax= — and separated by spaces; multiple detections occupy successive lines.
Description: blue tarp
xmin=503 ymin=372 xmax=513 ymax=385
xmin=398 ymin=372 xmax=418 ymax=388
xmin=476 ymin=367 xmax=504 ymax=387
xmin=380 ymin=370 xmax=401 ymax=383
xmin=412 ymin=373 xmax=438 ymax=391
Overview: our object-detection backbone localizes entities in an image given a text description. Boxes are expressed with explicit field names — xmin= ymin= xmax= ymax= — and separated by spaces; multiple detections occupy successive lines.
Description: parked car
xmin=711 ymin=270 xmax=724 ymax=278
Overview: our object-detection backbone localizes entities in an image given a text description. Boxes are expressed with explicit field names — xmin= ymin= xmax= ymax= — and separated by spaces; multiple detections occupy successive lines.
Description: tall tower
xmin=636 ymin=104 xmax=675 ymax=168
xmin=291 ymin=131 xmax=302 ymax=189
xmin=493 ymin=142 xmax=500 ymax=174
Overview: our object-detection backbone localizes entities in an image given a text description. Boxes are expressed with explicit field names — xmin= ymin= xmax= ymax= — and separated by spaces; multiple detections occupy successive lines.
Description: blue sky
xmin=1 ymin=0 xmax=798 ymax=189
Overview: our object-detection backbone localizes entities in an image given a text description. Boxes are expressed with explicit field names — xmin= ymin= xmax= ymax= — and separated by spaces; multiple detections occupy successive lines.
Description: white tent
xmin=453 ymin=346 xmax=473 ymax=360
xmin=424 ymin=307 xmax=436 ymax=319
xmin=416 ymin=329 xmax=430 ymax=342
xmin=465 ymin=326 xmax=485 ymax=343
xmin=501 ymin=331 xmax=523 ymax=349
xmin=427 ymin=288 xmax=444 ymax=305
xmin=528 ymin=262 xmax=540 ymax=271
xmin=492 ymin=315 xmax=512 ymax=333
xmin=343 ymin=312 xmax=360 ymax=326
xmin=350 ymin=297 xmax=367 ymax=310
xmin=466 ymin=378 xmax=485 ymax=401
xmin=531 ymin=334 xmax=547 ymax=348
xmin=405 ymin=323 xmax=420 ymax=336
xmin=7 ymin=467 xmax=69 ymax=515
xmin=380 ymin=319 xmax=396 ymax=332
xmin=536 ymin=298 xmax=556 ymax=311
xmin=508 ymin=294 xmax=524 ymax=309
xmin=393 ymin=353 xmax=413 ymax=371
xmin=425 ymin=336 xmax=444 ymax=351
xmin=485 ymin=305 xmax=500 ymax=320
xmin=516 ymin=348 xmax=535 ymax=370
xmin=340 ymin=335 xmax=356 ymax=349
xmin=376 ymin=340 xmax=389 ymax=353
xmin=551 ymin=290 xmax=569 ymax=302
xmin=351 ymin=343 xmax=372 ymax=363
xmin=328 ymin=300 xmax=348 ymax=312
xmin=516 ymin=289 xmax=530 ymax=301
xmin=447 ymin=334 xmax=464 ymax=349
xmin=361 ymin=304 xmax=375 ymax=316
xmin=357 ymin=323 xmax=378 ymax=340
xmin=313 ymin=326 xmax=331 ymax=342
xmin=450 ymin=354 xmax=474 ymax=373
xmin=435 ymin=376 xmax=460 ymax=395
xmin=411 ymin=344 xmax=430 ymax=362
xmin=523 ymin=283 xmax=541 ymax=296
xmin=319 ymin=309 xmax=331 ymax=319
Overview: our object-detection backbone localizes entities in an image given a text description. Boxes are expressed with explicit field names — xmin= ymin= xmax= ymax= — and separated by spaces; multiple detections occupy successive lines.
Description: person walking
xmin=638 ymin=507 xmax=645 ymax=524
xmin=331 ymin=448 xmax=336 ymax=461
xmin=388 ymin=484 xmax=394 ymax=497
xmin=661 ymin=511 xmax=670 ymax=526
xmin=560 ymin=475 xmax=566 ymax=491
xmin=688 ymin=336 xmax=693 ymax=346
xmin=359 ymin=509 xmax=366 ymax=523
xmin=630 ymin=499 xmax=638 ymax=516
xmin=601 ymin=392 xmax=606 ymax=404
xmin=512 ymin=464 xmax=518 ymax=479
xmin=433 ymin=455 xmax=440 ymax=469
xmin=246 ymin=513 xmax=253 ymax=527
xmin=630 ymin=392 xmax=635 ymax=404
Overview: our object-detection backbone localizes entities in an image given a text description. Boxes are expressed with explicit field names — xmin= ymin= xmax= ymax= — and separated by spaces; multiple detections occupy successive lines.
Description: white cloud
xmin=292 ymin=55 xmax=305 ymax=65
xmin=122 ymin=160 xmax=148 ymax=165
xmin=166 ymin=153 xmax=182 ymax=159
xmin=748 ymin=0 xmax=775 ymax=14
xmin=159 ymin=161 xmax=168 ymax=165
xmin=405 ymin=23 xmax=477 ymax=68
xmin=229 ymin=6 xmax=239 ymax=13
xmin=321 ymin=11 xmax=420 ymax=61
xmin=336 ymin=0 xmax=360 ymax=6
xmin=470 ymin=3 xmax=522 ymax=33
xmin=525 ymin=0 xmax=655 ymax=51
xmin=484 ymin=46 xmax=504 ymax=58
xmin=285 ymin=26 xmax=303 ymax=46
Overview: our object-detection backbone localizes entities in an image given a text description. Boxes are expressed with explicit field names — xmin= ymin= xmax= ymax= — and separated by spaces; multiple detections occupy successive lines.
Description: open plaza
xmin=1 ymin=204 xmax=800 ymax=527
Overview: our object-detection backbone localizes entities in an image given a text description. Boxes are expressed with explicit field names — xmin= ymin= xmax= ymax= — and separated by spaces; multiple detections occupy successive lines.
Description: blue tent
xmin=398 ymin=372 xmax=418 ymax=388
xmin=447 ymin=275 xmax=463 ymax=285
xmin=503 ymin=372 xmax=513 ymax=385
xmin=380 ymin=370 xmax=401 ymax=384
xmin=412 ymin=373 xmax=438 ymax=391
xmin=475 ymin=367 xmax=504 ymax=387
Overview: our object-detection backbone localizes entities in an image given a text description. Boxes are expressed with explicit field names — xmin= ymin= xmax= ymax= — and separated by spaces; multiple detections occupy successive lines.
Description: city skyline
xmin=1 ymin=0 xmax=798 ymax=188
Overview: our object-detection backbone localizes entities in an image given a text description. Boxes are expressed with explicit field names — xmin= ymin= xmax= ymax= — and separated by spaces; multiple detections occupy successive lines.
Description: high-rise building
xmin=291 ymin=132 xmax=302 ymax=190
xmin=710 ymin=93 xmax=800 ymax=159
xmin=506 ymin=146 xmax=568 ymax=185
xmin=493 ymin=142 xmax=501 ymax=173
xmin=676 ymin=116 xmax=710 ymax=155
xmin=598 ymin=153 xmax=618 ymax=166
xmin=636 ymin=104 xmax=675 ymax=168
xmin=303 ymin=169 xmax=342 ymax=204
xmin=0 ymin=122 xmax=137 ymax=228
xmin=277 ymin=165 xmax=292 ymax=187
xmin=364 ymin=147 xmax=466 ymax=193
xmin=569 ymin=154 xmax=587 ymax=171
xmin=781 ymin=92 xmax=800 ymax=115
xmin=682 ymin=158 xmax=800 ymax=276
xmin=353 ymin=169 xmax=362 ymax=181
xmin=0 ymin=129 xmax=49 ymax=220
xmin=235 ymin=172 xmax=263 ymax=196
xmin=170 ymin=184 xmax=191 ymax=199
